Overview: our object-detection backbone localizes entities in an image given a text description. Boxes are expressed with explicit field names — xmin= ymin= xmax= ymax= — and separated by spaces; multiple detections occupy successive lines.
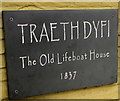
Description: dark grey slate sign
xmin=2 ymin=9 xmax=118 ymax=99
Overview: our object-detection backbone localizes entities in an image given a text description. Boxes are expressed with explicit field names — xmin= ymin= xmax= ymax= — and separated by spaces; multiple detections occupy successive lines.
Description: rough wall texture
xmin=0 ymin=2 xmax=119 ymax=100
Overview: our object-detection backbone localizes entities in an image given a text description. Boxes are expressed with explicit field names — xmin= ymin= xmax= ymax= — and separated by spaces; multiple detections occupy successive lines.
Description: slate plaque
xmin=2 ymin=9 xmax=118 ymax=99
